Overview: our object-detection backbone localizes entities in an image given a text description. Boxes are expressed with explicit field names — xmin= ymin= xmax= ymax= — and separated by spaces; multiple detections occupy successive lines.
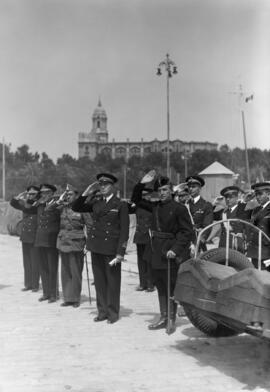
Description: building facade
xmin=78 ymin=100 xmax=218 ymax=160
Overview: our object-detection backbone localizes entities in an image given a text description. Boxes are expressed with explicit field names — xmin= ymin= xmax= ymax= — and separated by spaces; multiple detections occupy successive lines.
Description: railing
xmin=195 ymin=219 xmax=270 ymax=270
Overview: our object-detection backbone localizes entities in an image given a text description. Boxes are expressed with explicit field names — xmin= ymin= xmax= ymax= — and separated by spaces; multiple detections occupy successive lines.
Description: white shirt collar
xmin=105 ymin=193 xmax=114 ymax=203
xmin=230 ymin=204 xmax=238 ymax=212
xmin=193 ymin=195 xmax=201 ymax=204
xmin=262 ymin=200 xmax=270 ymax=209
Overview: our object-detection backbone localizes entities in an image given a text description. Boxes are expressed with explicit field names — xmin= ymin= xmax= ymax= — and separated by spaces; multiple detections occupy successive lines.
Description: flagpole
xmin=2 ymin=138 xmax=6 ymax=201
xmin=238 ymin=85 xmax=251 ymax=189
xmin=241 ymin=110 xmax=251 ymax=188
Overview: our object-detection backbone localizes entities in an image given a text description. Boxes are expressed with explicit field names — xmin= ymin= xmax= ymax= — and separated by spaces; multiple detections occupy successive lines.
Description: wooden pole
xmin=166 ymin=67 xmax=170 ymax=178
xmin=241 ymin=110 xmax=251 ymax=188
xmin=2 ymin=138 xmax=5 ymax=201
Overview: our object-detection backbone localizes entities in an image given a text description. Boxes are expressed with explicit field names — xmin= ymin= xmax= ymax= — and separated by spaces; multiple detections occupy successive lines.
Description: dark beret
xmin=153 ymin=176 xmax=171 ymax=191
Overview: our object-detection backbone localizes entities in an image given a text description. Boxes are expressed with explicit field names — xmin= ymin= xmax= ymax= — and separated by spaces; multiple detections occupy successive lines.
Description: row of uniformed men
xmin=10 ymin=171 xmax=270 ymax=330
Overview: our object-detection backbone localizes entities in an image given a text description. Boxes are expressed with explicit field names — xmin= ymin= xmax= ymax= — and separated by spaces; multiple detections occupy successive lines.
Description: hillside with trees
xmin=0 ymin=143 xmax=269 ymax=199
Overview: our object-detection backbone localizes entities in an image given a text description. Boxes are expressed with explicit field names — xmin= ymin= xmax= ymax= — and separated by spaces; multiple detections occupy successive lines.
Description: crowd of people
xmin=10 ymin=170 xmax=270 ymax=331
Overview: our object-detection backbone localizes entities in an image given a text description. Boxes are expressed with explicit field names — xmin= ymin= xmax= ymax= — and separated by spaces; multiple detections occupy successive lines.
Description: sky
xmin=1 ymin=0 xmax=270 ymax=161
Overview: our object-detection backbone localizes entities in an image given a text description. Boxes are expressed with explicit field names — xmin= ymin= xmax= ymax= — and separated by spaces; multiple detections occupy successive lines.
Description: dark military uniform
xmin=10 ymin=198 xmax=40 ymax=290
xmin=133 ymin=206 xmax=154 ymax=290
xmin=72 ymin=194 xmax=129 ymax=322
xmin=132 ymin=183 xmax=193 ymax=321
xmin=57 ymin=206 xmax=86 ymax=304
xmin=188 ymin=196 xmax=213 ymax=250
xmin=26 ymin=202 xmax=61 ymax=300
xmin=247 ymin=203 xmax=270 ymax=268
xmin=215 ymin=203 xmax=252 ymax=252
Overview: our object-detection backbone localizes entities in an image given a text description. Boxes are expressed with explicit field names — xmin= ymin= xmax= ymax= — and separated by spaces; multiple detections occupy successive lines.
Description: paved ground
xmin=0 ymin=234 xmax=270 ymax=392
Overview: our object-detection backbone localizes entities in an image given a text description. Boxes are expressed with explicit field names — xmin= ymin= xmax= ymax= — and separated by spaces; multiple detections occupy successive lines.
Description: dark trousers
xmin=152 ymin=265 xmax=178 ymax=319
xmin=136 ymin=244 xmax=154 ymax=289
xmin=39 ymin=247 xmax=59 ymax=298
xmin=61 ymin=251 xmax=84 ymax=303
xmin=91 ymin=252 xmax=121 ymax=321
xmin=22 ymin=243 xmax=40 ymax=290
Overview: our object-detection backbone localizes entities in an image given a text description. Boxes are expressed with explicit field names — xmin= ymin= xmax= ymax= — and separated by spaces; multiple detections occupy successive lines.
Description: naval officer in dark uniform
xmin=132 ymin=171 xmax=194 ymax=331
xmin=72 ymin=173 xmax=129 ymax=324
xmin=186 ymin=175 xmax=213 ymax=251
xmin=27 ymin=184 xmax=61 ymax=303
xmin=247 ymin=182 xmax=270 ymax=269
xmin=214 ymin=186 xmax=252 ymax=252
xmin=10 ymin=185 xmax=41 ymax=292
xmin=130 ymin=187 xmax=154 ymax=292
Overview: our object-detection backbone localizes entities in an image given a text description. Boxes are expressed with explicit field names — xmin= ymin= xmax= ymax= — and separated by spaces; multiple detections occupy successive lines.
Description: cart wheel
xmin=183 ymin=304 xmax=238 ymax=337
xmin=199 ymin=247 xmax=254 ymax=271
xmin=183 ymin=247 xmax=253 ymax=337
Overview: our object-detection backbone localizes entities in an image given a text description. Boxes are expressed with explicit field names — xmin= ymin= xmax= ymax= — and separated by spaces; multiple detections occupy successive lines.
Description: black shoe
xmin=39 ymin=296 xmax=49 ymax=302
xmin=21 ymin=287 xmax=32 ymax=291
xmin=60 ymin=302 xmax=72 ymax=307
xmin=32 ymin=288 xmax=39 ymax=292
xmin=94 ymin=316 xmax=107 ymax=322
xmin=107 ymin=318 xmax=118 ymax=324
xmin=148 ymin=318 xmax=167 ymax=330
xmin=48 ymin=297 xmax=56 ymax=303
xmin=146 ymin=287 xmax=155 ymax=292
xmin=72 ymin=302 xmax=80 ymax=308
xmin=136 ymin=286 xmax=147 ymax=291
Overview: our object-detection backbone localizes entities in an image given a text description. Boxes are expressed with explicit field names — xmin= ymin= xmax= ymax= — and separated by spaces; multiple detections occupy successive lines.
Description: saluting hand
xmin=16 ymin=191 xmax=27 ymax=200
xmin=166 ymin=250 xmax=176 ymax=259
xmin=140 ymin=170 xmax=156 ymax=184
xmin=58 ymin=190 xmax=68 ymax=203
xmin=82 ymin=181 xmax=99 ymax=197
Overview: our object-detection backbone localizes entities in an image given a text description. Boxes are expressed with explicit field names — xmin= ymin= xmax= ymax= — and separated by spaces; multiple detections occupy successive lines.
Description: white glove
xmin=263 ymin=259 xmax=270 ymax=267
xmin=109 ymin=255 xmax=127 ymax=266
xmin=190 ymin=243 xmax=196 ymax=257
xmin=166 ymin=250 xmax=176 ymax=259
xmin=16 ymin=191 xmax=27 ymax=200
xmin=82 ymin=181 xmax=99 ymax=197
xmin=140 ymin=170 xmax=156 ymax=184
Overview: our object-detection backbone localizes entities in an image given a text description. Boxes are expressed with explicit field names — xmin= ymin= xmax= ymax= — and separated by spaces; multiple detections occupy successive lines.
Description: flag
xmin=245 ymin=94 xmax=254 ymax=103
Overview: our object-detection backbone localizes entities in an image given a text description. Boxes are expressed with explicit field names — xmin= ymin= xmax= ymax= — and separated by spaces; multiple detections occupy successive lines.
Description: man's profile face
xmin=67 ymin=191 xmax=77 ymax=203
xmin=27 ymin=190 xmax=39 ymax=201
xmin=255 ymin=190 xmax=269 ymax=206
xmin=175 ymin=192 xmax=189 ymax=204
xmin=188 ymin=184 xmax=201 ymax=198
xmin=158 ymin=185 xmax=172 ymax=202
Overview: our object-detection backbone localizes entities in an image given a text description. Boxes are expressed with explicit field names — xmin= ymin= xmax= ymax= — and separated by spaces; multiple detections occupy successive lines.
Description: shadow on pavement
xmin=0 ymin=284 xmax=11 ymax=290
xmin=172 ymin=331 xmax=270 ymax=391
xmin=120 ymin=305 xmax=133 ymax=318
xmin=80 ymin=294 xmax=96 ymax=304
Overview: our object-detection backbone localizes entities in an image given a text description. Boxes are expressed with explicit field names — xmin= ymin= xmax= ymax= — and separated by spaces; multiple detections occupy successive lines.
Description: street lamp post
xmin=157 ymin=54 xmax=178 ymax=177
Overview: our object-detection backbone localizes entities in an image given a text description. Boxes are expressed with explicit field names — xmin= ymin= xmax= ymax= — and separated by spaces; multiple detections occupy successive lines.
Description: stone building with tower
xmin=78 ymin=100 xmax=218 ymax=160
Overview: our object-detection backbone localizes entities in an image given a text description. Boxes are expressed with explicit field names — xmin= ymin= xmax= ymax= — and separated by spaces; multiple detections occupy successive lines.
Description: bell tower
xmin=91 ymin=98 xmax=108 ymax=143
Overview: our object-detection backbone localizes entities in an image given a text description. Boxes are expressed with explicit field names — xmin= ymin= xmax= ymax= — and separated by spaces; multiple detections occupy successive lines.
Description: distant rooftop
xmin=199 ymin=161 xmax=235 ymax=176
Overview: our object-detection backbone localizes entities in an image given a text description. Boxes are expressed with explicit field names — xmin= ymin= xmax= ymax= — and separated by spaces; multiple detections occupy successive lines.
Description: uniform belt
xmin=150 ymin=230 xmax=175 ymax=239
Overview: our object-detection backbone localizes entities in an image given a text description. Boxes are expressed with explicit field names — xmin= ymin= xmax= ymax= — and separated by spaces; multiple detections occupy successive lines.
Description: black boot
xmin=148 ymin=314 xmax=167 ymax=330
xmin=166 ymin=301 xmax=177 ymax=334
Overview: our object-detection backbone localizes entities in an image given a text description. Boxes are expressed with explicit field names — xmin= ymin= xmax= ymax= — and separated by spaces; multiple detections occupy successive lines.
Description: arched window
xmin=130 ymin=146 xmax=140 ymax=156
